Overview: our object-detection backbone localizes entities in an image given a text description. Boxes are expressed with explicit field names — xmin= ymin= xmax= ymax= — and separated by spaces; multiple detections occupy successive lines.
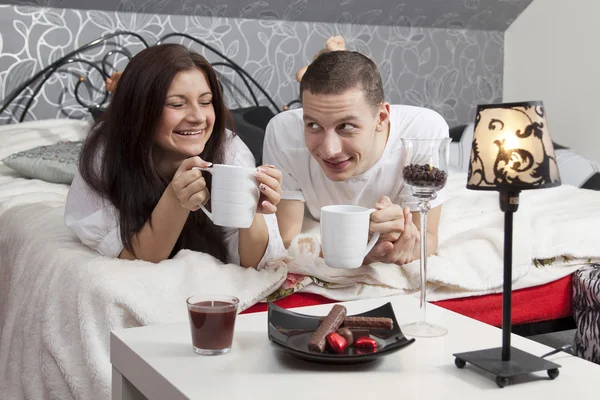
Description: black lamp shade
xmin=467 ymin=101 xmax=561 ymax=192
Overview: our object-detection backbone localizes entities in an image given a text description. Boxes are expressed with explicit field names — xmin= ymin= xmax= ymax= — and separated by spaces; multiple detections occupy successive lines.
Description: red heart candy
xmin=354 ymin=336 xmax=377 ymax=351
xmin=326 ymin=331 xmax=348 ymax=354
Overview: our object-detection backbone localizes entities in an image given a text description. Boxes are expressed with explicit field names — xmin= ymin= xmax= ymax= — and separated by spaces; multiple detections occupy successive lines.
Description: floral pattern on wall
xmin=0 ymin=4 xmax=503 ymax=126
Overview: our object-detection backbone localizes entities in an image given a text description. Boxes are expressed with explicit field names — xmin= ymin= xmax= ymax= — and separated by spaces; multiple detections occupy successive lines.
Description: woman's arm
xmin=118 ymin=184 xmax=190 ymax=262
xmin=236 ymin=214 xmax=269 ymax=267
xmin=237 ymin=165 xmax=283 ymax=267
xmin=119 ymin=157 xmax=211 ymax=263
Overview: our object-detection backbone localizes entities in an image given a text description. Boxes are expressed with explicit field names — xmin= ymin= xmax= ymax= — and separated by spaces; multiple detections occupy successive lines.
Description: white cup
xmin=320 ymin=205 xmax=381 ymax=269
xmin=193 ymin=164 xmax=259 ymax=229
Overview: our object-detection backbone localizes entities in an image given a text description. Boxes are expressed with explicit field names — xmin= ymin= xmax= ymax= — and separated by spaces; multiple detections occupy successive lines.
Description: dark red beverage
xmin=187 ymin=297 xmax=238 ymax=354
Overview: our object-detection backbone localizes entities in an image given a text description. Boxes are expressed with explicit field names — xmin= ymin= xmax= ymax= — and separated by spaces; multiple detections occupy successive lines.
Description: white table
xmin=111 ymin=295 xmax=599 ymax=400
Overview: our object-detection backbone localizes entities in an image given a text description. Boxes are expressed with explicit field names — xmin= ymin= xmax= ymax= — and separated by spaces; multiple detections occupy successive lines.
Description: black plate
xmin=267 ymin=302 xmax=415 ymax=364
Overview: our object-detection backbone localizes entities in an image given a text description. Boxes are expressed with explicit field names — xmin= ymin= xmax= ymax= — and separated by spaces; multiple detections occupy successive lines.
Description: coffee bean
xmin=403 ymin=164 xmax=447 ymax=190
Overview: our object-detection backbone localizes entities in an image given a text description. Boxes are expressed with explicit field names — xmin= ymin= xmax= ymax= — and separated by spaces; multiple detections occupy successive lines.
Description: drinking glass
xmin=400 ymin=138 xmax=451 ymax=338
xmin=186 ymin=295 xmax=239 ymax=355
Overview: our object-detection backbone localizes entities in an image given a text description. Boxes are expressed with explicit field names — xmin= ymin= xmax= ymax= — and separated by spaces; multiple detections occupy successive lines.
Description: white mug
xmin=193 ymin=164 xmax=259 ymax=229
xmin=320 ymin=205 xmax=381 ymax=269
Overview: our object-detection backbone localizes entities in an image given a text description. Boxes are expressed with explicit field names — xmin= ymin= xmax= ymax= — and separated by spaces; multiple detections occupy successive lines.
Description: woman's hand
xmin=170 ymin=157 xmax=212 ymax=211
xmin=254 ymin=165 xmax=282 ymax=214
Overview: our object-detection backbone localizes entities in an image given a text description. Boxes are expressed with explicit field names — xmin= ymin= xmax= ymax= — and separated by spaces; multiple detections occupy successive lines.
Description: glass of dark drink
xmin=186 ymin=295 xmax=239 ymax=355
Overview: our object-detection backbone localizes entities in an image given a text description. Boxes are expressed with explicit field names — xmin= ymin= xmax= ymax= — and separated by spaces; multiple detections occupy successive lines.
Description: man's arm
xmin=275 ymin=199 xmax=305 ymax=248
xmin=367 ymin=196 xmax=443 ymax=265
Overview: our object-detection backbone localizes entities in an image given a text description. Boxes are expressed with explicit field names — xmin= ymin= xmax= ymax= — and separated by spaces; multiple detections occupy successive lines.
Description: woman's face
xmin=154 ymin=68 xmax=216 ymax=172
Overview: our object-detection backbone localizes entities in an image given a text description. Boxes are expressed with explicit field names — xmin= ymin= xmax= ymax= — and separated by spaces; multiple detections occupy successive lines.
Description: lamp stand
xmin=453 ymin=190 xmax=561 ymax=388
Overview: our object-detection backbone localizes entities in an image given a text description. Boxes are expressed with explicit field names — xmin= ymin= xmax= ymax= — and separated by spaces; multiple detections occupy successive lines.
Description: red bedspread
xmin=242 ymin=275 xmax=573 ymax=327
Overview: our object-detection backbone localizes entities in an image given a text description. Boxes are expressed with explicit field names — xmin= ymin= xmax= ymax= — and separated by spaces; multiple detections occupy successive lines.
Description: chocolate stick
xmin=317 ymin=316 xmax=394 ymax=330
xmin=342 ymin=317 xmax=393 ymax=330
xmin=307 ymin=304 xmax=347 ymax=353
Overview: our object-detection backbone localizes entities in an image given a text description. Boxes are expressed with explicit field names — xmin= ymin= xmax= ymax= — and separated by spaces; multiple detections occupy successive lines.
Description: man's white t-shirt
xmin=263 ymin=105 xmax=450 ymax=220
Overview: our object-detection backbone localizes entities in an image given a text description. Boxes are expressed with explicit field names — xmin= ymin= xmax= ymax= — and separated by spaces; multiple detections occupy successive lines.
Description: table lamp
xmin=453 ymin=101 xmax=562 ymax=388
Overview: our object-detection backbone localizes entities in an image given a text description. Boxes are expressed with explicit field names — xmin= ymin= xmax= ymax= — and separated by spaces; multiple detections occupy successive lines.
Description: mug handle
xmin=364 ymin=208 xmax=381 ymax=257
xmin=192 ymin=167 xmax=213 ymax=221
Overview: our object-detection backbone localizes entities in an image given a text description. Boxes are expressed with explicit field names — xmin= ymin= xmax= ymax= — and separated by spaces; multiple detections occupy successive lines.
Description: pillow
xmin=230 ymin=106 xmax=276 ymax=166
xmin=2 ymin=140 xmax=83 ymax=184
xmin=448 ymin=123 xmax=474 ymax=172
xmin=89 ymin=107 xmax=106 ymax=122
xmin=555 ymin=149 xmax=600 ymax=190
xmin=449 ymin=124 xmax=468 ymax=143
xmin=582 ymin=173 xmax=600 ymax=190
xmin=0 ymin=118 xmax=91 ymax=160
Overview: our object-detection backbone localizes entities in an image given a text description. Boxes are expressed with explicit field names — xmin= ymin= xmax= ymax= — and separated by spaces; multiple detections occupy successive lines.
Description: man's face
xmin=302 ymin=88 xmax=390 ymax=181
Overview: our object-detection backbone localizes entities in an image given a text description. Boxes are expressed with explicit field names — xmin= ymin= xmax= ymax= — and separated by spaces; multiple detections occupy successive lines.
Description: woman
xmin=65 ymin=44 xmax=284 ymax=268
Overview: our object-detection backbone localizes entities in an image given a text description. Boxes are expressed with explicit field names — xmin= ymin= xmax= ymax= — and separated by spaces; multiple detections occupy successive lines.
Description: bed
xmin=1 ymin=31 xmax=599 ymax=399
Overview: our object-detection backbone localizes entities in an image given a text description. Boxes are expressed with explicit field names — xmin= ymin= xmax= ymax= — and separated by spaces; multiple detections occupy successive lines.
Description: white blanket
xmin=0 ymin=120 xmax=287 ymax=400
xmin=0 ymin=202 xmax=286 ymax=400
xmin=272 ymin=171 xmax=600 ymax=302
xmin=1 ymin=119 xmax=599 ymax=399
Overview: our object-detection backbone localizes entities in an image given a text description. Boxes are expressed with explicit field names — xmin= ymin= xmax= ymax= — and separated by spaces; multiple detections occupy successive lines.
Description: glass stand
xmin=401 ymin=194 xmax=448 ymax=338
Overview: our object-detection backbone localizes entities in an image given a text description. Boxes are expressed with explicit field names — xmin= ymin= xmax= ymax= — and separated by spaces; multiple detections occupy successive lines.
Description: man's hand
xmin=365 ymin=196 xmax=419 ymax=265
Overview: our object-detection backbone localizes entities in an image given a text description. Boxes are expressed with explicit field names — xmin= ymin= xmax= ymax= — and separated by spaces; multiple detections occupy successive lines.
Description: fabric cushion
xmin=449 ymin=124 xmax=468 ymax=143
xmin=555 ymin=149 xmax=600 ymax=190
xmin=573 ymin=264 xmax=600 ymax=364
xmin=449 ymin=123 xmax=474 ymax=172
xmin=2 ymin=140 xmax=83 ymax=184
xmin=582 ymin=173 xmax=600 ymax=190
xmin=230 ymin=106 xmax=275 ymax=166
xmin=89 ymin=107 xmax=106 ymax=123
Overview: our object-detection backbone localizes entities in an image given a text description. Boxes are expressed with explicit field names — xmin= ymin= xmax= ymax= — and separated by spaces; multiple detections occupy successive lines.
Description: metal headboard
xmin=0 ymin=30 xmax=300 ymax=124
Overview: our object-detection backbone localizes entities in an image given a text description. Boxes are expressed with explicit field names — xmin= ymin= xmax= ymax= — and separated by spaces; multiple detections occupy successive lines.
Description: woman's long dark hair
xmin=79 ymin=44 xmax=232 ymax=262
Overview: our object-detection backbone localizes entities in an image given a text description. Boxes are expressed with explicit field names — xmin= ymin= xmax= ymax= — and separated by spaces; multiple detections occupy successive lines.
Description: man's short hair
xmin=300 ymin=51 xmax=384 ymax=108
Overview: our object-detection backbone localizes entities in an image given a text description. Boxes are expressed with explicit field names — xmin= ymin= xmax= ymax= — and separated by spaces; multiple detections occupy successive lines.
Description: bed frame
xmin=0 ymin=30 xmax=301 ymax=124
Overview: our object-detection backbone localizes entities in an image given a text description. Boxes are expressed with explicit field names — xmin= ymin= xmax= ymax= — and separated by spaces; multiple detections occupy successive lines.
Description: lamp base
xmin=453 ymin=347 xmax=561 ymax=388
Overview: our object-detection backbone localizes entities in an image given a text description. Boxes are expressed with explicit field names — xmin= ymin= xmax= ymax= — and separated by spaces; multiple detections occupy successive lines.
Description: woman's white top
xmin=64 ymin=133 xmax=285 ymax=268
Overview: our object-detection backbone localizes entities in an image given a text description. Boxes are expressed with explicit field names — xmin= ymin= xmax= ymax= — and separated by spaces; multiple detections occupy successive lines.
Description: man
xmin=263 ymin=51 xmax=449 ymax=266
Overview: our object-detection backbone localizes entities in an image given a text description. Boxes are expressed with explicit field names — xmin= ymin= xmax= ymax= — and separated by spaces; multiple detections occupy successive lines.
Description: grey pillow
xmin=555 ymin=149 xmax=600 ymax=190
xmin=2 ymin=140 xmax=82 ymax=184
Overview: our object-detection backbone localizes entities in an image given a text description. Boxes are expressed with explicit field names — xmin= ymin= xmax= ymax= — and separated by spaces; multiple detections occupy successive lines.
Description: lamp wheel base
xmin=495 ymin=376 xmax=509 ymax=388
xmin=453 ymin=347 xmax=561 ymax=387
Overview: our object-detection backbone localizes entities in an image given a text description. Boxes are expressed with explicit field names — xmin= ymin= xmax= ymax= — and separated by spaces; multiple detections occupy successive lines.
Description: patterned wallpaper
xmin=0 ymin=4 xmax=503 ymax=126
xmin=0 ymin=0 xmax=532 ymax=31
